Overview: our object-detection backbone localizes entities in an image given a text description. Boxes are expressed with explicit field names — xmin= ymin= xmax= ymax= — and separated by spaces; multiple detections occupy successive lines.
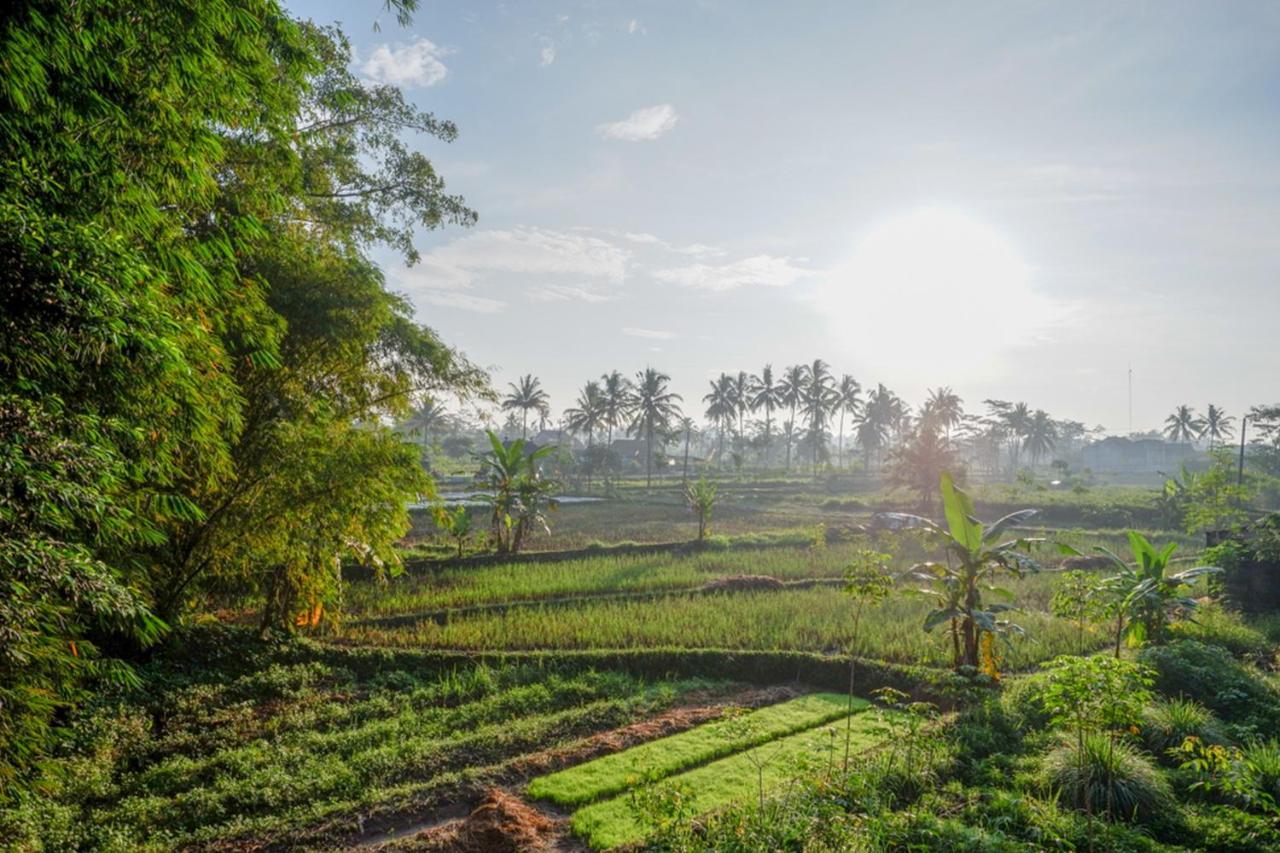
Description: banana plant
xmin=885 ymin=472 xmax=1042 ymax=670
xmin=475 ymin=431 xmax=559 ymax=554
xmin=1063 ymin=531 xmax=1222 ymax=657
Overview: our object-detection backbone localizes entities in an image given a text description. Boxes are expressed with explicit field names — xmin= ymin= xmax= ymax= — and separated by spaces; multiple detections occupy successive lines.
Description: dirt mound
xmin=702 ymin=574 xmax=785 ymax=592
xmin=388 ymin=790 xmax=557 ymax=852
xmin=1060 ymin=555 xmax=1113 ymax=571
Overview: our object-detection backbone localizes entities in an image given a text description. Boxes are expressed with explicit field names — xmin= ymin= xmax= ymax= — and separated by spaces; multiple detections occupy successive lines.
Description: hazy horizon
xmin=292 ymin=0 xmax=1280 ymax=432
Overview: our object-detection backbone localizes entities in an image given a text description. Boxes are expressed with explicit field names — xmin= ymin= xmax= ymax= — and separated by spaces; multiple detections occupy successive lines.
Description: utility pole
xmin=1237 ymin=415 xmax=1248 ymax=488
xmin=1127 ymin=364 xmax=1132 ymax=435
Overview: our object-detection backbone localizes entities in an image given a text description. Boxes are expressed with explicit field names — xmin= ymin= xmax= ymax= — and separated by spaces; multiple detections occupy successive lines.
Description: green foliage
xmin=1140 ymin=698 xmax=1230 ymax=760
xmin=528 ymin=693 xmax=862 ymax=806
xmin=476 ymin=431 xmax=560 ymax=554
xmin=896 ymin=472 xmax=1044 ymax=669
xmin=1076 ymin=530 xmax=1223 ymax=654
xmin=0 ymin=0 xmax=483 ymax=792
xmin=1138 ymin=640 xmax=1280 ymax=740
xmin=683 ymin=476 xmax=717 ymax=541
xmin=1041 ymin=732 xmax=1174 ymax=822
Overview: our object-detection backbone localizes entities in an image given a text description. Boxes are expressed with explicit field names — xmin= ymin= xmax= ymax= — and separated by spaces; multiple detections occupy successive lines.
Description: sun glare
xmin=820 ymin=206 xmax=1060 ymax=377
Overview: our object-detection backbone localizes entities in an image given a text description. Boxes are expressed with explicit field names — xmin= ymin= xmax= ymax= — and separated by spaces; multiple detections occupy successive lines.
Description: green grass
xmin=527 ymin=692 xmax=865 ymax=806
xmin=339 ymin=577 xmax=1096 ymax=670
xmin=2 ymin=652 xmax=718 ymax=851
xmin=346 ymin=544 xmax=864 ymax=618
xmin=569 ymin=709 xmax=893 ymax=849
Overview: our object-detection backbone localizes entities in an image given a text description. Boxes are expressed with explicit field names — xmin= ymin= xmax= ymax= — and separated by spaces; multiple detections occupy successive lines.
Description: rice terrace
xmin=6 ymin=1 xmax=1280 ymax=851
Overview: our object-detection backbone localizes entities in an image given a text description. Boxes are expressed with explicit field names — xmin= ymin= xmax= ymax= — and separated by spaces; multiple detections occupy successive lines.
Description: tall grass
xmin=340 ymin=579 xmax=1095 ymax=669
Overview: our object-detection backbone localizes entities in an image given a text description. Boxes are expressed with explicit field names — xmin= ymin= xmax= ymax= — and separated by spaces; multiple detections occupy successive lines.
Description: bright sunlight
xmin=821 ymin=206 xmax=1063 ymax=377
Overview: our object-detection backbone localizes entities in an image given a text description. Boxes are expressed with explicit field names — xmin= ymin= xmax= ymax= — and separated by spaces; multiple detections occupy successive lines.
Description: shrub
xmin=1141 ymin=698 xmax=1230 ymax=761
xmin=999 ymin=673 xmax=1054 ymax=732
xmin=1241 ymin=740 xmax=1280 ymax=808
xmin=1041 ymin=732 xmax=1174 ymax=823
xmin=1171 ymin=604 xmax=1271 ymax=661
xmin=1138 ymin=640 xmax=1280 ymax=740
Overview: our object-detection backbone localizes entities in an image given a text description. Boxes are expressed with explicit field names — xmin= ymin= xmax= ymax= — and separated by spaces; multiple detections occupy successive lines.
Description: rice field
xmin=562 ymin=705 xmax=893 ymax=849
xmin=338 ymin=577 xmax=1096 ymax=670
xmin=527 ymin=692 xmax=864 ymax=806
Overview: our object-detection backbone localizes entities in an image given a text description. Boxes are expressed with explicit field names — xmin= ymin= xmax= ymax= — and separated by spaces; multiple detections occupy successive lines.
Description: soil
xmin=700 ymin=574 xmax=786 ymax=592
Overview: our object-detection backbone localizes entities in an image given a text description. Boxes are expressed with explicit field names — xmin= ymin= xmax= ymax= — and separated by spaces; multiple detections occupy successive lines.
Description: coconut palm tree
xmin=923 ymin=387 xmax=964 ymax=439
xmin=501 ymin=374 xmax=550 ymax=439
xmin=599 ymin=370 xmax=633 ymax=447
xmin=802 ymin=359 xmax=839 ymax=473
xmin=1164 ymin=405 xmax=1203 ymax=444
xmin=731 ymin=370 xmax=751 ymax=444
xmin=1199 ymin=405 xmax=1234 ymax=449
xmin=779 ymin=364 xmax=807 ymax=473
xmin=836 ymin=375 xmax=862 ymax=469
xmin=1001 ymin=401 xmax=1033 ymax=471
xmin=1023 ymin=409 xmax=1058 ymax=467
xmin=678 ymin=416 xmax=697 ymax=483
xmin=703 ymin=373 xmax=736 ymax=466
xmin=628 ymin=367 xmax=683 ymax=488
xmin=564 ymin=381 xmax=606 ymax=488
xmin=749 ymin=365 xmax=783 ymax=467
xmin=860 ymin=383 xmax=899 ymax=469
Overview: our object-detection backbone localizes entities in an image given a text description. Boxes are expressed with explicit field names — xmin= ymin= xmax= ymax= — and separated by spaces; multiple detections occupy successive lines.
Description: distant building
xmin=608 ymin=438 xmax=646 ymax=464
xmin=527 ymin=429 xmax=577 ymax=450
xmin=1079 ymin=436 xmax=1202 ymax=473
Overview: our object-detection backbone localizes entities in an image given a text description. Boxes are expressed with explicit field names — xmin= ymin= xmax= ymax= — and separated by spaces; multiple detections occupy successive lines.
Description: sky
xmin=291 ymin=0 xmax=1280 ymax=434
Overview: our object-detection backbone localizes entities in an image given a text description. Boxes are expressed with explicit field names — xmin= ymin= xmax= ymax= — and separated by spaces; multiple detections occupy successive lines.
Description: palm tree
xmin=628 ymin=367 xmax=683 ymax=488
xmin=1199 ymin=405 xmax=1234 ymax=449
xmin=1023 ymin=409 xmax=1057 ymax=467
xmin=564 ymin=381 xmax=606 ymax=488
xmin=678 ymin=416 xmax=696 ymax=483
xmin=836 ymin=374 xmax=861 ymax=469
xmin=1001 ymin=401 xmax=1032 ymax=471
xmin=801 ymin=359 xmax=838 ymax=473
xmin=923 ymin=387 xmax=964 ymax=439
xmin=779 ymin=364 xmax=807 ymax=473
xmin=703 ymin=373 xmax=735 ymax=466
xmin=501 ymin=374 xmax=550 ymax=439
xmin=731 ymin=371 xmax=751 ymax=444
xmin=1164 ymin=405 xmax=1202 ymax=444
xmin=860 ymin=383 xmax=898 ymax=469
xmin=749 ymin=365 xmax=782 ymax=467
xmin=599 ymin=370 xmax=633 ymax=446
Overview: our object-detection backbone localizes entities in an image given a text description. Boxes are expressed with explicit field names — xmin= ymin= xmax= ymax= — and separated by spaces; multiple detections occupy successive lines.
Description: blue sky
xmin=291 ymin=0 xmax=1280 ymax=432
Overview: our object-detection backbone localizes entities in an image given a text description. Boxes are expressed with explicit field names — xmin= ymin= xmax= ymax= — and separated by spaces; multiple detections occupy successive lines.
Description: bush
xmin=1041 ymin=732 xmax=1175 ymax=823
xmin=1170 ymin=604 xmax=1271 ymax=661
xmin=1241 ymin=740 xmax=1280 ymax=808
xmin=1138 ymin=640 xmax=1280 ymax=740
xmin=999 ymin=673 xmax=1054 ymax=732
xmin=1141 ymin=698 xmax=1231 ymax=761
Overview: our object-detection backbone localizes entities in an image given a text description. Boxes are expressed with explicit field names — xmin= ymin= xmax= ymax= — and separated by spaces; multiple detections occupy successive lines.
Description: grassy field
xmin=566 ymin=707 xmax=893 ymax=849
xmin=338 ymin=578 xmax=1100 ymax=670
xmin=3 ymin=645 xmax=720 ymax=850
xmin=527 ymin=692 xmax=864 ymax=806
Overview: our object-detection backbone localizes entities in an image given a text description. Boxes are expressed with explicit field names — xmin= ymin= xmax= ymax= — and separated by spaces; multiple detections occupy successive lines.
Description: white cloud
xmin=622 ymin=327 xmax=676 ymax=339
xmin=395 ymin=227 xmax=632 ymax=313
xmin=531 ymin=285 xmax=614 ymax=303
xmin=628 ymin=19 xmax=646 ymax=35
xmin=596 ymin=104 xmax=679 ymax=141
xmin=361 ymin=38 xmax=449 ymax=87
xmin=416 ymin=289 xmax=506 ymax=314
xmin=540 ymin=42 xmax=556 ymax=66
xmin=654 ymin=255 xmax=813 ymax=291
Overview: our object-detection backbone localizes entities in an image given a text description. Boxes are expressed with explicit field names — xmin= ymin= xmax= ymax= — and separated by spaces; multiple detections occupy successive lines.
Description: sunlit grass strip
xmin=527 ymin=692 xmax=865 ymax=806
xmin=339 ymin=579 xmax=1095 ymax=669
xmin=570 ymin=710 xmax=893 ymax=849
xmin=345 ymin=545 xmax=866 ymax=618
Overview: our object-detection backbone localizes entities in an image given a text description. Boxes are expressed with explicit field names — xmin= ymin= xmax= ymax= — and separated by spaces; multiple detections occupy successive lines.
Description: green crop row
xmin=528 ymin=692 xmax=865 ymax=806
xmin=570 ymin=709 xmax=893 ymax=849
